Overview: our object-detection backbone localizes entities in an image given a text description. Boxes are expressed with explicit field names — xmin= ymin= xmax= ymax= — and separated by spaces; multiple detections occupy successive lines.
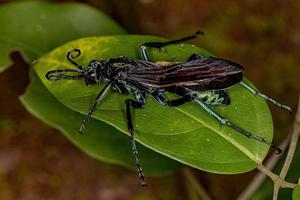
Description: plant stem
xmin=256 ymin=164 xmax=298 ymax=188
xmin=236 ymin=135 xmax=290 ymax=200
xmin=273 ymin=96 xmax=300 ymax=200
xmin=280 ymin=97 xmax=300 ymax=179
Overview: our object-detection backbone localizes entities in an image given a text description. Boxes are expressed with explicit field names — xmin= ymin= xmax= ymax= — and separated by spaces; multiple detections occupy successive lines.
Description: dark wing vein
xmin=125 ymin=57 xmax=244 ymax=90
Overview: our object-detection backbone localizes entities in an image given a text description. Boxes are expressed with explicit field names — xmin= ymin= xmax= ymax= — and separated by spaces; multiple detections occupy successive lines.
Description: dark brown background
xmin=0 ymin=0 xmax=299 ymax=199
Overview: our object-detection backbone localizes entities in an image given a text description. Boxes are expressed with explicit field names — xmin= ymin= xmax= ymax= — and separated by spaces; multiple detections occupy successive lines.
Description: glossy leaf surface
xmin=0 ymin=1 xmax=125 ymax=72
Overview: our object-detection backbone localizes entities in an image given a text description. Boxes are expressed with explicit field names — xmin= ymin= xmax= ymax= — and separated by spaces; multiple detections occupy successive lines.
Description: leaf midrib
xmin=174 ymin=106 xmax=261 ymax=164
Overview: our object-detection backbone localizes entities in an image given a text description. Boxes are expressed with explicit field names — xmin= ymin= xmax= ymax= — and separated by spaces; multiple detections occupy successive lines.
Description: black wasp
xmin=45 ymin=31 xmax=291 ymax=186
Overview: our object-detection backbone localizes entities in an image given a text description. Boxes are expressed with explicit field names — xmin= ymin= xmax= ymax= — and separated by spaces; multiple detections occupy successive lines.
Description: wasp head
xmin=45 ymin=49 xmax=106 ymax=86
xmin=84 ymin=60 xmax=105 ymax=85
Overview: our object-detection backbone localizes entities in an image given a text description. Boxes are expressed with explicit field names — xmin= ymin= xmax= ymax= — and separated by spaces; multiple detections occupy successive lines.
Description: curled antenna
xmin=45 ymin=69 xmax=84 ymax=81
xmin=67 ymin=49 xmax=84 ymax=70
xmin=45 ymin=49 xmax=86 ymax=81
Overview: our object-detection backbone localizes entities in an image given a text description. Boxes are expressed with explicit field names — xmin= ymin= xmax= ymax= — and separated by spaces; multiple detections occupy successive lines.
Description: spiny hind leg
xmin=193 ymin=98 xmax=282 ymax=154
xmin=152 ymin=90 xmax=194 ymax=107
xmin=153 ymin=88 xmax=280 ymax=153
xmin=239 ymin=81 xmax=292 ymax=113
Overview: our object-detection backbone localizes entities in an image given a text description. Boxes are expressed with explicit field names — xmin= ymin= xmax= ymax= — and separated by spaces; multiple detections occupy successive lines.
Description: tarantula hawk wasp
xmin=45 ymin=31 xmax=292 ymax=187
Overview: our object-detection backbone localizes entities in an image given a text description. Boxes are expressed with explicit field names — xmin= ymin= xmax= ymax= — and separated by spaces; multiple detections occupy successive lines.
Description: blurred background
xmin=0 ymin=0 xmax=299 ymax=199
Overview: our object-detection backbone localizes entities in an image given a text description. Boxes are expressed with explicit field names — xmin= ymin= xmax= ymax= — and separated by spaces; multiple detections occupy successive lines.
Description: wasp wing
xmin=125 ymin=57 xmax=244 ymax=91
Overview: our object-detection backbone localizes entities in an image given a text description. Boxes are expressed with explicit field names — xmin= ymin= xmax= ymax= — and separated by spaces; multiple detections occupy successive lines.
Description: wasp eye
xmin=85 ymin=71 xmax=98 ymax=85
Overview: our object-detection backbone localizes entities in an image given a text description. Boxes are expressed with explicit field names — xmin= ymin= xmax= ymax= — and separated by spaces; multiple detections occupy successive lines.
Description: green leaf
xmin=293 ymin=185 xmax=300 ymax=200
xmin=34 ymin=35 xmax=273 ymax=173
xmin=20 ymin=70 xmax=181 ymax=176
xmin=0 ymin=1 xmax=126 ymax=72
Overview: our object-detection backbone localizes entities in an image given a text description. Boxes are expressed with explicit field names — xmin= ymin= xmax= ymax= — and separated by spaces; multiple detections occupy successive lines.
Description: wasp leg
xmin=167 ymin=95 xmax=194 ymax=106
xmin=152 ymin=90 xmax=194 ymax=106
xmin=140 ymin=31 xmax=204 ymax=61
xmin=111 ymin=82 xmax=129 ymax=95
xmin=79 ymin=83 xmax=112 ymax=134
xmin=125 ymin=97 xmax=147 ymax=187
xmin=193 ymin=98 xmax=282 ymax=154
xmin=152 ymin=91 xmax=168 ymax=105
xmin=153 ymin=90 xmax=280 ymax=152
xmin=239 ymin=81 xmax=292 ymax=113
